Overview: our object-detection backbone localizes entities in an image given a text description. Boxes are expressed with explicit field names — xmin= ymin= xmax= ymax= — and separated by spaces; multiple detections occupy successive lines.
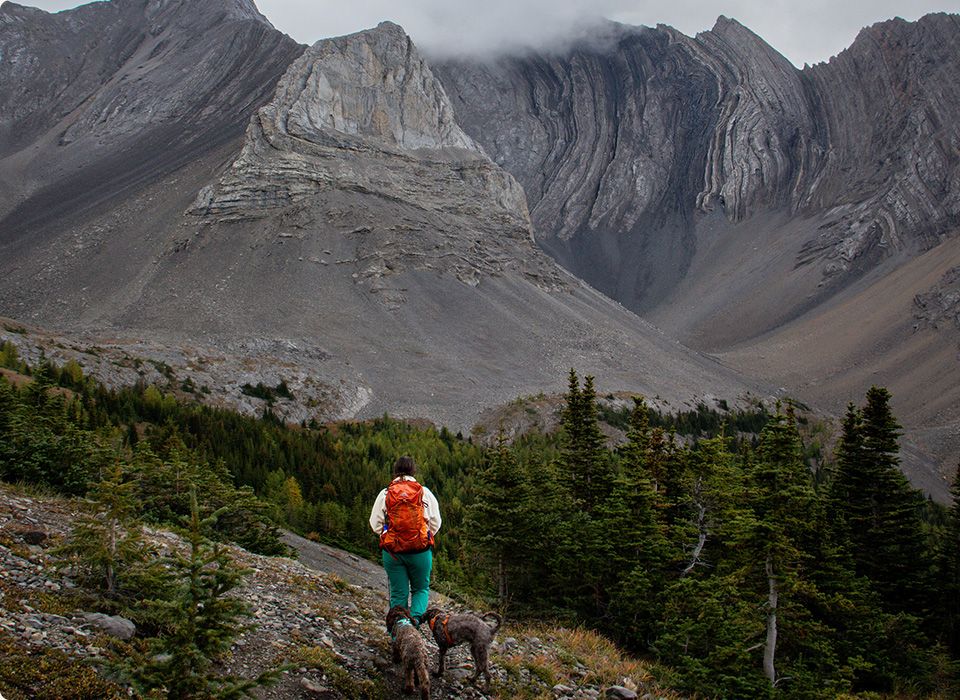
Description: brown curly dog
xmin=385 ymin=606 xmax=431 ymax=698
xmin=421 ymin=607 xmax=501 ymax=690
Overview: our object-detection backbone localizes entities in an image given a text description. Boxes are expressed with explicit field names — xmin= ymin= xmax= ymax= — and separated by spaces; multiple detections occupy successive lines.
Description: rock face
xmin=0 ymin=7 xmax=763 ymax=438
xmin=915 ymin=267 xmax=960 ymax=332
xmin=434 ymin=13 xmax=960 ymax=312
xmin=0 ymin=0 xmax=303 ymax=234
xmin=190 ymin=21 xmax=560 ymax=291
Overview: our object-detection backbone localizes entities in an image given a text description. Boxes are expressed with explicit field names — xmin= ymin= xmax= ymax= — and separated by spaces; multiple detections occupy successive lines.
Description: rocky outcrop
xmin=798 ymin=15 xmax=960 ymax=272
xmin=191 ymin=21 xmax=560 ymax=291
xmin=914 ymin=266 xmax=960 ymax=332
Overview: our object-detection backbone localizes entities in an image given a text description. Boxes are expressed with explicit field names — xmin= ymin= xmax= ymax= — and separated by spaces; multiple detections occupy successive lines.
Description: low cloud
xmin=20 ymin=0 xmax=960 ymax=66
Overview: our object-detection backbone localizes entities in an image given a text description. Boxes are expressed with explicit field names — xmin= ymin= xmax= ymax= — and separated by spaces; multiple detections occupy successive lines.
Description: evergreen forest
xmin=1 ymin=342 xmax=959 ymax=698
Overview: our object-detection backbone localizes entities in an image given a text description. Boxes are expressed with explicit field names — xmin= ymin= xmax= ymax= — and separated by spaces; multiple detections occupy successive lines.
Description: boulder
xmin=81 ymin=612 xmax=136 ymax=640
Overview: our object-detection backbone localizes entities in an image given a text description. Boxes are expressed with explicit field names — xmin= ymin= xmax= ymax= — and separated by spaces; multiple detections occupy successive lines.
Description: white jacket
xmin=369 ymin=475 xmax=442 ymax=537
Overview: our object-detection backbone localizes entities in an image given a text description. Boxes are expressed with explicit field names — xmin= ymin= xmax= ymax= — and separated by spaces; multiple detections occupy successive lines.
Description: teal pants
xmin=382 ymin=549 xmax=433 ymax=620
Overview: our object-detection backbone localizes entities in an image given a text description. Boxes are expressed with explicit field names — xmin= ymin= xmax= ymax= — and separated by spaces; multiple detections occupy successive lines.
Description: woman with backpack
xmin=369 ymin=455 xmax=442 ymax=624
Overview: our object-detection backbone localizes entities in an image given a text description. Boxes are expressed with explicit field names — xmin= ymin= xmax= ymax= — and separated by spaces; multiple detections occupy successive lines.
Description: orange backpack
xmin=379 ymin=479 xmax=433 ymax=554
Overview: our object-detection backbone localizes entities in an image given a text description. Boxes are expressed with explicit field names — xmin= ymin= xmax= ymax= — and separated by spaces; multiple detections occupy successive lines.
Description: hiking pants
xmin=382 ymin=548 xmax=432 ymax=620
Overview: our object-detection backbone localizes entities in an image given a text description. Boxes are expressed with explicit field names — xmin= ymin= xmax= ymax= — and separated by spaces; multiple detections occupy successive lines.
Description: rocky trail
xmin=0 ymin=484 xmax=670 ymax=699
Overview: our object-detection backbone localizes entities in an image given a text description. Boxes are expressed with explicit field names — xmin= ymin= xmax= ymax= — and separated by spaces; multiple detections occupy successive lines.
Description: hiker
xmin=369 ymin=456 xmax=442 ymax=625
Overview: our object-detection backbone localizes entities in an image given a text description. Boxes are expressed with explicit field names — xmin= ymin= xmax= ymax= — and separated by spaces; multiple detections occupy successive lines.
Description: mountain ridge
xmin=0 ymin=15 xmax=771 ymax=467
xmin=0 ymin=2 xmax=956 ymax=492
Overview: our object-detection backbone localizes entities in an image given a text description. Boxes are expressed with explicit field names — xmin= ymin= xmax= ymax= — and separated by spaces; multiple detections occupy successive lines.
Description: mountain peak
xmin=0 ymin=1 xmax=46 ymax=19
xmin=272 ymin=22 xmax=478 ymax=152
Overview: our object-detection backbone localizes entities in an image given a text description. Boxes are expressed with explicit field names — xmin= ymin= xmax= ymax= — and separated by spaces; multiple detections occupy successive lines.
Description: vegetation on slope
xmin=2 ymin=342 xmax=959 ymax=698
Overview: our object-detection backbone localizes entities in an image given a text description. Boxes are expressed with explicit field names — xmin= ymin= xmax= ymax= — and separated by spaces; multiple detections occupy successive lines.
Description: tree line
xmin=465 ymin=370 xmax=960 ymax=698
xmin=2 ymin=343 xmax=958 ymax=697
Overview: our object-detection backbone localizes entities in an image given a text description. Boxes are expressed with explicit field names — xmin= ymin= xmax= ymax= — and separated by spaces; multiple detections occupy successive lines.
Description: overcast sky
xmin=21 ymin=0 xmax=960 ymax=66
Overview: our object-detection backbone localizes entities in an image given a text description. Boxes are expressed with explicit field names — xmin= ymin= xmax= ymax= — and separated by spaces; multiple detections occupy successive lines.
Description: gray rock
xmin=437 ymin=14 xmax=960 ymax=298
xmin=300 ymin=676 xmax=332 ymax=695
xmin=82 ymin=612 xmax=136 ymax=640
xmin=604 ymin=687 xmax=638 ymax=700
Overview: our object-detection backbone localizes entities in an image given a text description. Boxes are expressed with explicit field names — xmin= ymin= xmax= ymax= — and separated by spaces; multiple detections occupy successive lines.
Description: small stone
xmin=604 ymin=687 xmax=638 ymax=700
xmin=300 ymin=676 xmax=330 ymax=695
xmin=553 ymin=684 xmax=575 ymax=696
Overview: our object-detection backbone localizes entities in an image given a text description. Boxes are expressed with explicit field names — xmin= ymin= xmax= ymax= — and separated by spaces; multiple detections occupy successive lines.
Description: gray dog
xmin=421 ymin=607 xmax=502 ymax=689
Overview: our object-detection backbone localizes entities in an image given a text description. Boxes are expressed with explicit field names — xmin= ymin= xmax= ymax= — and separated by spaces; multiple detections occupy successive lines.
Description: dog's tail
xmin=417 ymin=661 xmax=431 ymax=700
xmin=482 ymin=611 xmax=502 ymax=634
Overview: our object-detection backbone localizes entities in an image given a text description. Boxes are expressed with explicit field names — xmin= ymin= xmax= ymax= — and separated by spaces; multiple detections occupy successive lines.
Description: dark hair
xmin=393 ymin=456 xmax=416 ymax=477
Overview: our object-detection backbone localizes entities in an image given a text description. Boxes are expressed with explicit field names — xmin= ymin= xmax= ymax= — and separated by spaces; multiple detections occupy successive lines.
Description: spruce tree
xmin=942 ymin=463 xmax=960 ymax=657
xmin=53 ymin=461 xmax=168 ymax=611
xmin=831 ymin=387 xmax=931 ymax=617
xmin=125 ymin=489 xmax=277 ymax=699
xmin=464 ymin=430 xmax=532 ymax=606
xmin=558 ymin=371 xmax=613 ymax=512
xmin=653 ymin=434 xmax=766 ymax=698
xmin=603 ymin=397 xmax=669 ymax=644
xmin=744 ymin=409 xmax=819 ymax=691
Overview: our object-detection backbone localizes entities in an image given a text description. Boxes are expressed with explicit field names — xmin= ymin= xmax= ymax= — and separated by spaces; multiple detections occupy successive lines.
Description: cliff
xmin=434 ymin=13 xmax=960 ymax=308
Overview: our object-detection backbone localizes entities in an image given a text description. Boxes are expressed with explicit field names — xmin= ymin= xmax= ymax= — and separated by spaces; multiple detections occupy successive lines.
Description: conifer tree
xmin=941 ymin=463 xmax=960 ymax=657
xmin=603 ymin=397 xmax=669 ymax=643
xmin=831 ymin=388 xmax=931 ymax=616
xmin=465 ymin=430 xmax=531 ymax=606
xmin=516 ymin=454 xmax=569 ymax=606
xmin=125 ymin=489 xmax=278 ymax=699
xmin=54 ymin=461 xmax=168 ymax=609
xmin=654 ymin=434 xmax=766 ymax=698
xmin=558 ymin=371 xmax=613 ymax=512
xmin=744 ymin=409 xmax=818 ymax=690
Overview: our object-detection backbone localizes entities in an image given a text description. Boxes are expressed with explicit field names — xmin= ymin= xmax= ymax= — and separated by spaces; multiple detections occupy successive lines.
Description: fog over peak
xmin=17 ymin=0 xmax=960 ymax=66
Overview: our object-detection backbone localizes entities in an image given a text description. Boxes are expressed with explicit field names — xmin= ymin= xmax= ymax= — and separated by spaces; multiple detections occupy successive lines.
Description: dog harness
xmin=428 ymin=614 xmax=455 ymax=646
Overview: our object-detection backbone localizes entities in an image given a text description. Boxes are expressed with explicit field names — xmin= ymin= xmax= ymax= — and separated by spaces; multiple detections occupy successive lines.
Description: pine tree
xmin=941 ymin=463 xmax=960 ymax=657
xmin=831 ymin=388 xmax=931 ymax=616
xmin=603 ymin=397 xmax=670 ymax=644
xmin=464 ymin=430 xmax=532 ymax=606
xmin=53 ymin=461 xmax=168 ymax=610
xmin=125 ymin=489 xmax=278 ymax=699
xmin=558 ymin=371 xmax=613 ymax=512
xmin=744 ymin=409 xmax=818 ymax=691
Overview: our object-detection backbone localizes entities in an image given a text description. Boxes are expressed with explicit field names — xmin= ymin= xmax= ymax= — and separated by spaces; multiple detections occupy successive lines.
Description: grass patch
xmin=288 ymin=645 xmax=385 ymax=699
xmin=492 ymin=623 xmax=671 ymax=699
xmin=0 ymin=630 xmax=125 ymax=699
